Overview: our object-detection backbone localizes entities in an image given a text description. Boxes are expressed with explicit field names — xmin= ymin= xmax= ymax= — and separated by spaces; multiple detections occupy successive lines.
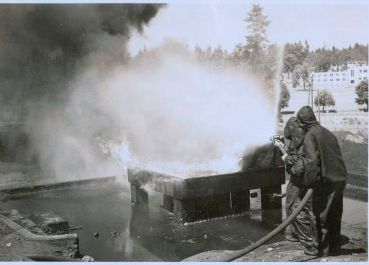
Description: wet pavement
xmin=0 ymin=169 xmax=366 ymax=261
xmin=1 ymin=181 xmax=283 ymax=261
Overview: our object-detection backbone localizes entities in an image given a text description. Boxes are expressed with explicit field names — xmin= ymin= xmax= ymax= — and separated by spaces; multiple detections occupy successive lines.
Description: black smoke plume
xmin=0 ymin=4 xmax=163 ymax=177
xmin=0 ymin=4 xmax=163 ymax=114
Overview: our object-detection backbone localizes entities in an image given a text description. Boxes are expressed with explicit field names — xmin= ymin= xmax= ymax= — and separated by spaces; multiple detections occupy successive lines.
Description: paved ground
xmin=0 ymin=218 xmax=79 ymax=261
xmin=0 ymin=162 xmax=112 ymax=261
xmin=0 ymin=161 xmax=367 ymax=262
xmin=235 ymin=222 xmax=367 ymax=262
xmin=183 ymin=222 xmax=367 ymax=262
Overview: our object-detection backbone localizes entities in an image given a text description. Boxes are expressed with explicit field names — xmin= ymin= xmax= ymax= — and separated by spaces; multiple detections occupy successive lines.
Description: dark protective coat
xmin=302 ymin=125 xmax=348 ymax=185
xmin=284 ymin=117 xmax=305 ymax=184
xmin=283 ymin=117 xmax=317 ymax=248
xmin=297 ymin=105 xmax=347 ymax=255
xmin=297 ymin=106 xmax=348 ymax=185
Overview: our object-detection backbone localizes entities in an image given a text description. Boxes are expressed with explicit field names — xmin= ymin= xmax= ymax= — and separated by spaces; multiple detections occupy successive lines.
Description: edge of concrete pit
xmin=0 ymin=171 xmax=117 ymax=261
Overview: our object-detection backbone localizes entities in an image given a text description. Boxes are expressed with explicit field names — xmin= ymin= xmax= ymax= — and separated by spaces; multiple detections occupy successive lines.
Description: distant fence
xmin=348 ymin=172 xmax=368 ymax=187
xmin=320 ymin=115 xmax=368 ymax=131
xmin=281 ymin=112 xmax=368 ymax=132
xmin=345 ymin=172 xmax=368 ymax=202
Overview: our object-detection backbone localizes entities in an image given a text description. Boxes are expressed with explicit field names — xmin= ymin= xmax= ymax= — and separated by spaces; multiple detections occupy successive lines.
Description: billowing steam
xmin=0 ymin=4 xmax=279 ymax=181
xmin=69 ymin=43 xmax=278 ymax=177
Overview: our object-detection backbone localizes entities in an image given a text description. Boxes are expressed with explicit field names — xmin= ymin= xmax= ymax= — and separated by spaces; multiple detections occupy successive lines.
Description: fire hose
xmin=224 ymin=188 xmax=314 ymax=262
xmin=27 ymin=255 xmax=94 ymax=262
xmin=27 ymin=256 xmax=80 ymax=262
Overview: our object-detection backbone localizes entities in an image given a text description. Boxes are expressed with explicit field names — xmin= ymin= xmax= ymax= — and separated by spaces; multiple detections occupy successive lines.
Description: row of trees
xmin=194 ymin=30 xmax=367 ymax=90
xmin=195 ymin=21 xmax=368 ymax=80
xmin=135 ymin=4 xmax=368 ymax=112
xmin=194 ymin=4 xmax=277 ymax=84
xmin=282 ymin=42 xmax=368 ymax=77
xmin=192 ymin=4 xmax=368 ymax=113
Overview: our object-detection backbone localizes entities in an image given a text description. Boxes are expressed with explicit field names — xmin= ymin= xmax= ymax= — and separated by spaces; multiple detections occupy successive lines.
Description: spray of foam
xmin=70 ymin=44 xmax=278 ymax=178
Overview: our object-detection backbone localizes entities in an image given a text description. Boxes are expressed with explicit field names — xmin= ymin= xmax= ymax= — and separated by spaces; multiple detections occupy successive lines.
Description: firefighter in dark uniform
xmin=274 ymin=117 xmax=318 ymax=256
xmin=297 ymin=105 xmax=348 ymax=256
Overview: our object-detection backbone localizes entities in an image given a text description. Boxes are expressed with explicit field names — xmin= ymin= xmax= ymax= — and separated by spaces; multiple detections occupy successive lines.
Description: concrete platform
xmin=128 ymin=165 xmax=285 ymax=224
xmin=128 ymin=166 xmax=285 ymax=199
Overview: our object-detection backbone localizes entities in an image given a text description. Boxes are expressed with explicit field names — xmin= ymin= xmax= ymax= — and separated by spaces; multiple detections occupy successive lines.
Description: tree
xmin=292 ymin=62 xmax=311 ymax=89
xmin=230 ymin=43 xmax=248 ymax=67
xmin=282 ymin=41 xmax=309 ymax=77
xmin=194 ymin=45 xmax=205 ymax=62
xmin=355 ymin=80 xmax=368 ymax=111
xmin=314 ymin=89 xmax=335 ymax=112
xmin=205 ymin=46 xmax=213 ymax=61
xmin=312 ymin=48 xmax=332 ymax=72
xmin=211 ymin=46 xmax=227 ymax=69
xmin=263 ymin=43 xmax=279 ymax=81
xmin=278 ymin=81 xmax=290 ymax=111
xmin=244 ymin=4 xmax=269 ymax=73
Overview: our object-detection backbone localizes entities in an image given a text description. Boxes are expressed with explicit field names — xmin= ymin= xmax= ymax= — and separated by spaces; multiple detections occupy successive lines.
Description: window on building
xmin=336 ymin=78 xmax=340 ymax=81
xmin=351 ymin=80 xmax=354 ymax=84
xmin=330 ymin=79 xmax=333 ymax=81
xmin=330 ymin=73 xmax=333 ymax=76
xmin=364 ymin=69 xmax=367 ymax=73
xmin=351 ymin=70 xmax=354 ymax=77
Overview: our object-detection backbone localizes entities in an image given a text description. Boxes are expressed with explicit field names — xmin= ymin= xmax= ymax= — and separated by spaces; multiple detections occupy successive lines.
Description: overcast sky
xmin=128 ymin=2 xmax=369 ymax=55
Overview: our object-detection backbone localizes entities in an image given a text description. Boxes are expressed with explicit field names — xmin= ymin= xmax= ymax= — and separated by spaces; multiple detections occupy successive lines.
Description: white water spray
xmin=78 ymin=45 xmax=279 ymax=178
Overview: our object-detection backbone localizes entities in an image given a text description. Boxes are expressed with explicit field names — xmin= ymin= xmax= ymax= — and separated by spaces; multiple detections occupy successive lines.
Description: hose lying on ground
xmin=26 ymin=256 xmax=80 ymax=262
xmin=224 ymin=188 xmax=314 ymax=262
xmin=27 ymin=255 xmax=94 ymax=262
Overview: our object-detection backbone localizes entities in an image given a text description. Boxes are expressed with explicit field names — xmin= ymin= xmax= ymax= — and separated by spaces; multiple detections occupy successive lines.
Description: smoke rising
xmin=0 ymin=4 xmax=163 ymax=180
xmin=1 ymin=4 xmax=279 ymax=181
xmin=0 ymin=4 xmax=163 ymax=105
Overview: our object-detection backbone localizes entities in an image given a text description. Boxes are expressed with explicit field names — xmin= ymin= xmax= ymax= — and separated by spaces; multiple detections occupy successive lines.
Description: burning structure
xmin=128 ymin=144 xmax=285 ymax=225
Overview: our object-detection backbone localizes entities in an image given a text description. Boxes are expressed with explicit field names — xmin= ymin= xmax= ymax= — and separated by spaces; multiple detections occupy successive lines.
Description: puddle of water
xmin=1 ymin=181 xmax=282 ymax=261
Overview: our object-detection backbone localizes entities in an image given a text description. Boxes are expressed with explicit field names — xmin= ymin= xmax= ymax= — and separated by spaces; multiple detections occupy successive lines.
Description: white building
xmin=282 ymin=63 xmax=368 ymax=111
xmin=312 ymin=63 xmax=368 ymax=88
